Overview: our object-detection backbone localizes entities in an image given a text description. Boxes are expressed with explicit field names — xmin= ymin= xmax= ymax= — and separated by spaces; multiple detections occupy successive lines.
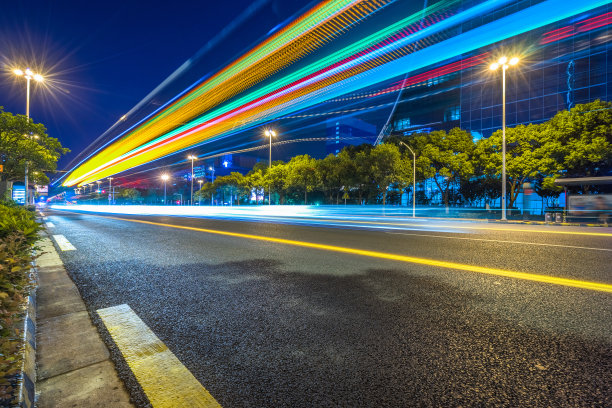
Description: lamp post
xmin=399 ymin=141 xmax=416 ymax=218
xmin=14 ymin=68 xmax=44 ymax=205
xmin=187 ymin=155 xmax=197 ymax=205
xmin=161 ymin=174 xmax=169 ymax=205
xmin=490 ymin=56 xmax=519 ymax=221
xmin=208 ymin=166 xmax=215 ymax=205
xmin=197 ymin=179 xmax=203 ymax=205
xmin=264 ymin=129 xmax=276 ymax=205
xmin=108 ymin=177 xmax=113 ymax=205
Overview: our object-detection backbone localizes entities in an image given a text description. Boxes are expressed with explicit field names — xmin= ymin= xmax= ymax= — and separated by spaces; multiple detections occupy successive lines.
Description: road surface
xmin=43 ymin=207 xmax=612 ymax=407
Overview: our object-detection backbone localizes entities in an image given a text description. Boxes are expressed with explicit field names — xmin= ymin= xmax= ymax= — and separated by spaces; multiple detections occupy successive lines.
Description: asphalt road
xmin=43 ymin=208 xmax=612 ymax=407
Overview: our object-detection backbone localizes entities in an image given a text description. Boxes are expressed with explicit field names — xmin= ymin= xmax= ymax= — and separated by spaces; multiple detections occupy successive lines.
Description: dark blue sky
xmin=0 ymin=0 xmax=309 ymax=168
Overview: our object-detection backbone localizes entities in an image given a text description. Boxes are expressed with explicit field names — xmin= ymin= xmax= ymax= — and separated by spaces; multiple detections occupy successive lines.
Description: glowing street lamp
xmin=197 ymin=179 xmax=203 ymax=205
xmin=108 ymin=177 xmax=114 ymax=205
xmin=187 ymin=155 xmax=197 ymax=205
xmin=161 ymin=174 xmax=170 ymax=205
xmin=264 ymin=129 xmax=276 ymax=205
xmin=490 ymin=55 xmax=519 ymax=221
xmin=14 ymin=67 xmax=44 ymax=205
xmin=208 ymin=166 xmax=215 ymax=206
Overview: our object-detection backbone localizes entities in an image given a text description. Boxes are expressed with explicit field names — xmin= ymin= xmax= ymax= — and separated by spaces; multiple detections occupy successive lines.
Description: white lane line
xmin=98 ymin=304 xmax=222 ymax=407
xmin=386 ymin=231 xmax=612 ymax=252
xmin=52 ymin=234 xmax=76 ymax=251
xmin=45 ymin=222 xmax=55 ymax=228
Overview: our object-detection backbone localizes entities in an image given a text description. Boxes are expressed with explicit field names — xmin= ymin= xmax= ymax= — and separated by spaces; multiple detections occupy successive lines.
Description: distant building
xmin=326 ymin=117 xmax=376 ymax=155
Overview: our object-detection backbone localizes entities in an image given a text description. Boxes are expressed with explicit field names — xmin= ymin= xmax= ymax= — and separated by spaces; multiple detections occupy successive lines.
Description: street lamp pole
xmin=208 ymin=166 xmax=215 ymax=205
xmin=108 ymin=177 xmax=113 ymax=205
xmin=264 ymin=129 xmax=276 ymax=205
xmin=399 ymin=141 xmax=416 ymax=218
xmin=188 ymin=155 xmax=197 ymax=205
xmin=490 ymin=56 xmax=519 ymax=221
xmin=161 ymin=174 xmax=169 ymax=205
xmin=197 ymin=179 xmax=203 ymax=205
xmin=14 ymin=68 xmax=44 ymax=205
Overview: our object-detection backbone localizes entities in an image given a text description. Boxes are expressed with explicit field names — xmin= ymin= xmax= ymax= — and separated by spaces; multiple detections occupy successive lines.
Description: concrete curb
xmin=34 ymin=232 xmax=134 ymax=408
xmin=16 ymin=291 xmax=36 ymax=408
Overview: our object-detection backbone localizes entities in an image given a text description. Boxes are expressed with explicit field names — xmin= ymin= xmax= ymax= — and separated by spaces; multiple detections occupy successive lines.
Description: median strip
xmin=52 ymin=234 xmax=76 ymax=251
xmin=102 ymin=215 xmax=612 ymax=293
xmin=97 ymin=304 xmax=222 ymax=408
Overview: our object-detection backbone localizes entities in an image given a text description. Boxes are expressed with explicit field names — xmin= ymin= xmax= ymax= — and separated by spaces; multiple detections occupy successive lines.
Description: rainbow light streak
xmin=65 ymin=0 xmax=609 ymax=187
xmin=540 ymin=11 xmax=612 ymax=44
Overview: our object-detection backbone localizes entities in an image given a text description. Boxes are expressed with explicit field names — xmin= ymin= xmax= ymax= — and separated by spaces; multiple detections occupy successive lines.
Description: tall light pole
xmin=13 ymin=68 xmax=44 ymax=205
xmin=108 ymin=177 xmax=113 ymax=205
xmin=399 ymin=141 xmax=416 ymax=218
xmin=264 ymin=129 xmax=276 ymax=205
xmin=161 ymin=174 xmax=169 ymax=205
xmin=188 ymin=155 xmax=197 ymax=205
xmin=197 ymin=179 xmax=203 ymax=205
xmin=208 ymin=166 xmax=215 ymax=206
xmin=490 ymin=56 xmax=519 ymax=221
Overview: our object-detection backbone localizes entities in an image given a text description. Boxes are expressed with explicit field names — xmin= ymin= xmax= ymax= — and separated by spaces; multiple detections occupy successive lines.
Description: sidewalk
xmin=35 ymin=233 xmax=134 ymax=407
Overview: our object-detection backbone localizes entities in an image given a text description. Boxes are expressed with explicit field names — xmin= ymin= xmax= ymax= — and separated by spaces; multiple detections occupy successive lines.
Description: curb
xmin=16 ymin=291 xmax=36 ymax=408
xmin=489 ymin=219 xmax=609 ymax=227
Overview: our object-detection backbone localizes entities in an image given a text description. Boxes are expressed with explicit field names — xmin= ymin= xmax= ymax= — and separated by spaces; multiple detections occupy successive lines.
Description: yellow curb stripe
xmin=97 ymin=304 xmax=222 ymax=408
xmin=103 ymin=216 xmax=612 ymax=293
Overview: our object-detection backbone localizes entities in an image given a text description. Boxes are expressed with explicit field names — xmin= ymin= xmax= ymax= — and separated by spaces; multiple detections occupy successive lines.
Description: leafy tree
xmin=195 ymin=182 xmax=216 ymax=204
xmin=476 ymin=123 xmax=559 ymax=209
xmin=368 ymin=143 xmax=411 ymax=205
xmin=285 ymin=154 xmax=319 ymax=204
xmin=0 ymin=109 xmax=69 ymax=184
xmin=119 ymin=188 xmax=141 ymax=203
xmin=411 ymin=128 xmax=475 ymax=207
xmin=245 ymin=168 xmax=266 ymax=204
xmin=266 ymin=161 xmax=289 ymax=204
xmin=543 ymin=100 xmax=612 ymax=182
xmin=317 ymin=154 xmax=344 ymax=204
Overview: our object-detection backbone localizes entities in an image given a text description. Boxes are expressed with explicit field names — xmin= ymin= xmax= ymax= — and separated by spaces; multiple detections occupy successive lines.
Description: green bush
xmin=0 ymin=203 xmax=39 ymax=403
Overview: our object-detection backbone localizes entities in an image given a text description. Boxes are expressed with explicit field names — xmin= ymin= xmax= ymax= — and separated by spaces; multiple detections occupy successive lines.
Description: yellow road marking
xmin=101 ymin=215 xmax=612 ymax=293
xmin=52 ymin=234 xmax=76 ymax=251
xmin=97 ymin=304 xmax=222 ymax=408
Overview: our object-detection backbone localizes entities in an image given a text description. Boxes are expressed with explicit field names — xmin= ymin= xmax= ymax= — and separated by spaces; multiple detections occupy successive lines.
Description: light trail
xmin=63 ymin=0 xmax=610 ymax=187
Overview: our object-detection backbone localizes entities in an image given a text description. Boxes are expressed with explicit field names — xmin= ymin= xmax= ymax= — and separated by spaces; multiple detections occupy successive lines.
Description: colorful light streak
xmin=65 ymin=0 xmax=610 ymax=187
xmin=541 ymin=11 xmax=612 ymax=44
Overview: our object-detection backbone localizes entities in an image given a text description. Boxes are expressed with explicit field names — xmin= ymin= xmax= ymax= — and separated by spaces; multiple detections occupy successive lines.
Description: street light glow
xmin=498 ymin=56 xmax=508 ymax=64
xmin=161 ymin=174 xmax=169 ymax=181
xmin=489 ymin=62 xmax=499 ymax=71
xmin=33 ymin=74 xmax=44 ymax=82
xmin=13 ymin=68 xmax=24 ymax=76
xmin=509 ymin=57 xmax=519 ymax=65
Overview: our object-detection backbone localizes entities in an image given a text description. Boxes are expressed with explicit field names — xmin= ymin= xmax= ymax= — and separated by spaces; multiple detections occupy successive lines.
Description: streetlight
xmin=208 ymin=166 xmax=215 ymax=205
xmin=108 ymin=177 xmax=113 ymax=205
xmin=264 ymin=129 xmax=276 ymax=205
xmin=197 ymin=179 xmax=203 ymax=205
xmin=161 ymin=174 xmax=169 ymax=204
xmin=399 ymin=141 xmax=416 ymax=218
xmin=14 ymin=67 xmax=44 ymax=205
xmin=187 ymin=155 xmax=197 ymax=205
xmin=490 ymin=55 xmax=519 ymax=220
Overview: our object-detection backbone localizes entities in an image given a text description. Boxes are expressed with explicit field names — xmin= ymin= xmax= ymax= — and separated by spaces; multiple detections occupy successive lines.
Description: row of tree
xmin=195 ymin=100 xmax=612 ymax=207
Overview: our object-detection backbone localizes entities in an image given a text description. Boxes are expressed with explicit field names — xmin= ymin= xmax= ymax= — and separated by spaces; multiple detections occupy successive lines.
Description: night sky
xmin=0 ymin=0 xmax=310 ymax=168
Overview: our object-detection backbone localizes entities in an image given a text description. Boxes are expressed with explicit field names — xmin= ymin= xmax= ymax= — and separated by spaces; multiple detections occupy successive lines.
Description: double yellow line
xmin=102 ymin=215 xmax=612 ymax=293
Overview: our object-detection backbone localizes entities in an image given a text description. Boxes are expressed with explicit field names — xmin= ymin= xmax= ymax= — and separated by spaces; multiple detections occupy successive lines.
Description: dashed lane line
xmin=97 ymin=304 xmax=222 ymax=408
xmin=98 ymin=215 xmax=612 ymax=293
xmin=52 ymin=234 xmax=76 ymax=251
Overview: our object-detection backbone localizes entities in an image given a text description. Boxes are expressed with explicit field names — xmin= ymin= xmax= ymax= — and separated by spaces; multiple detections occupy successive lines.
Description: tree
xmin=266 ymin=161 xmax=289 ymax=204
xmin=0 ymin=109 xmax=69 ymax=192
xmin=214 ymin=173 xmax=247 ymax=205
xmin=476 ymin=123 xmax=559 ymax=209
xmin=285 ymin=154 xmax=319 ymax=204
xmin=119 ymin=188 xmax=141 ymax=203
xmin=245 ymin=168 xmax=266 ymax=204
xmin=368 ymin=143 xmax=411 ymax=205
xmin=195 ymin=182 xmax=216 ymax=204
xmin=316 ymin=154 xmax=343 ymax=204
xmin=411 ymin=128 xmax=475 ymax=207
xmin=543 ymin=100 xmax=612 ymax=182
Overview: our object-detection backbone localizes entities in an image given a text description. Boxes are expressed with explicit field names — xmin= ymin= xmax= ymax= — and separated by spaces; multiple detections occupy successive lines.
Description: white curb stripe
xmin=52 ymin=235 xmax=76 ymax=251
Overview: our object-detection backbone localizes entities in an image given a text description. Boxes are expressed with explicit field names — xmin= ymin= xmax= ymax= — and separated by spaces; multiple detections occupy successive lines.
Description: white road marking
xmin=386 ymin=232 xmax=612 ymax=252
xmin=45 ymin=222 xmax=55 ymax=228
xmin=52 ymin=234 xmax=76 ymax=251
xmin=42 ymin=217 xmax=48 ymax=221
